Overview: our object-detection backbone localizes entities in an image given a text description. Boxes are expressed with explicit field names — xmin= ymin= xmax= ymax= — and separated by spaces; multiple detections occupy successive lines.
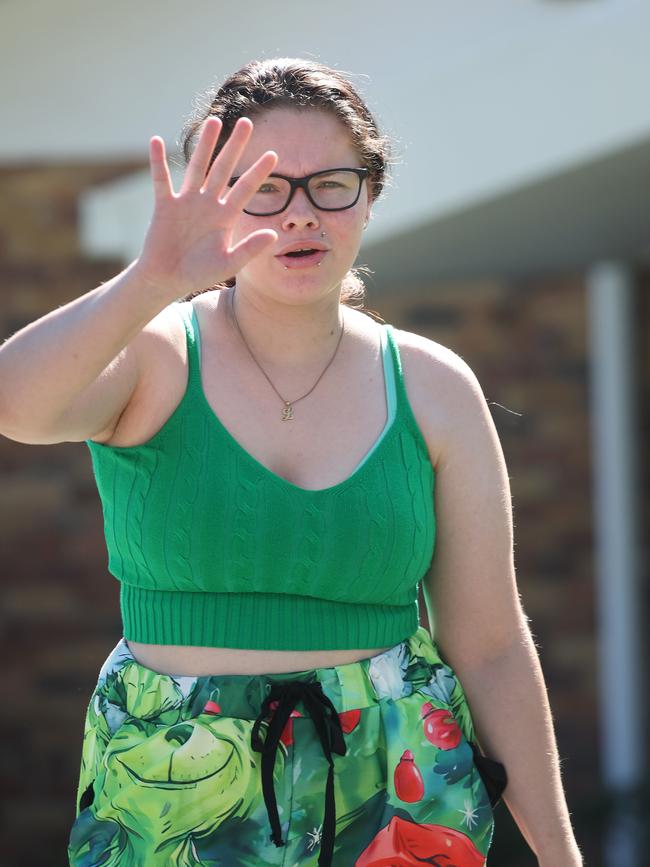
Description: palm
xmin=136 ymin=116 xmax=278 ymax=298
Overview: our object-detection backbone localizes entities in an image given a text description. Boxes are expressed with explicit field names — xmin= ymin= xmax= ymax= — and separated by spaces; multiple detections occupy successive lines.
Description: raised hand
xmin=135 ymin=116 xmax=278 ymax=298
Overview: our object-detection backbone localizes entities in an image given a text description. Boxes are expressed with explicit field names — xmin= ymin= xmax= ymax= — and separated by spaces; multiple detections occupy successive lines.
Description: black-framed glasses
xmin=227 ymin=167 xmax=370 ymax=216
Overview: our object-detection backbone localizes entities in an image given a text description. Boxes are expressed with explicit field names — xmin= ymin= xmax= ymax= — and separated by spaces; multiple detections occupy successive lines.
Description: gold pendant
xmin=281 ymin=403 xmax=294 ymax=421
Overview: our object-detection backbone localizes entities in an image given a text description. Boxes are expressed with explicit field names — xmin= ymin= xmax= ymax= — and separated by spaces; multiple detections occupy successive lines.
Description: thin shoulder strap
xmin=383 ymin=323 xmax=423 ymax=439
xmin=383 ymin=323 xmax=406 ymax=402
xmin=177 ymin=300 xmax=202 ymax=384
xmin=380 ymin=323 xmax=398 ymax=420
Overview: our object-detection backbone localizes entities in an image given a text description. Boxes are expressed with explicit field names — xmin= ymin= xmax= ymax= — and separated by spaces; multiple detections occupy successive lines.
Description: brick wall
xmin=0 ymin=162 xmax=144 ymax=866
xmin=1 ymin=163 xmax=647 ymax=866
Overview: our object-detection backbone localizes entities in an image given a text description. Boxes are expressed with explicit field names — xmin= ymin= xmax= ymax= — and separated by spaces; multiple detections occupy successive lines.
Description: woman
xmin=0 ymin=58 xmax=582 ymax=866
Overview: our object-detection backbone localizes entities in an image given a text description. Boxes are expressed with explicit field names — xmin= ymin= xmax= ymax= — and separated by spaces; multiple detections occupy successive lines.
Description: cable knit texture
xmin=85 ymin=301 xmax=437 ymax=650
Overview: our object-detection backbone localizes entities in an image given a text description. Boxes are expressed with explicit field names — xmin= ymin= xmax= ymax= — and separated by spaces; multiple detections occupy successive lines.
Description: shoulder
xmin=387 ymin=324 xmax=492 ymax=468
xmin=145 ymin=295 xmax=216 ymax=360
xmin=86 ymin=301 xmax=188 ymax=445
xmin=122 ymin=300 xmax=193 ymax=403
xmin=143 ymin=301 xmax=189 ymax=358
xmin=389 ymin=324 xmax=484 ymax=396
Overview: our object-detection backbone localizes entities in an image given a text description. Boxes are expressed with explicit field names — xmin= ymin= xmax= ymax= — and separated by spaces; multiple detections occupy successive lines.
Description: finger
xmin=149 ymin=136 xmax=175 ymax=202
xmin=202 ymin=116 xmax=256 ymax=197
xmin=227 ymin=228 xmax=278 ymax=272
xmin=221 ymin=150 xmax=278 ymax=213
xmin=180 ymin=116 xmax=223 ymax=194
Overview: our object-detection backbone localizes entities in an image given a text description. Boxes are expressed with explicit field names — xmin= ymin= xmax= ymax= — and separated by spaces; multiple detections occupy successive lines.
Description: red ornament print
xmin=421 ymin=701 xmax=463 ymax=750
xmin=394 ymin=749 xmax=425 ymax=803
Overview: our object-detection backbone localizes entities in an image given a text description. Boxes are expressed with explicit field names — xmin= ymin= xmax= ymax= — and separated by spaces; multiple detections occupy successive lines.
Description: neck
xmin=224 ymin=284 xmax=346 ymax=369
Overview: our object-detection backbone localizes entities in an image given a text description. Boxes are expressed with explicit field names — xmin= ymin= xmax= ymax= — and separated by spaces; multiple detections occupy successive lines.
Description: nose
xmin=281 ymin=186 xmax=320 ymax=229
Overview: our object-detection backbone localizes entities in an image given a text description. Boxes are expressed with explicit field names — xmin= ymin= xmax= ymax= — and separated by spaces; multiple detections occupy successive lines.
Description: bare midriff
xmin=125 ymin=640 xmax=395 ymax=677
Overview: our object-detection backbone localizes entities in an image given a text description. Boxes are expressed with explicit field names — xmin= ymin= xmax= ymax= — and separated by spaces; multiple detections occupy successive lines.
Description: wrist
xmin=131 ymin=257 xmax=190 ymax=304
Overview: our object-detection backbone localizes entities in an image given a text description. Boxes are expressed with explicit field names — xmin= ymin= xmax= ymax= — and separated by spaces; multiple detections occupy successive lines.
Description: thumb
xmin=228 ymin=229 xmax=278 ymax=271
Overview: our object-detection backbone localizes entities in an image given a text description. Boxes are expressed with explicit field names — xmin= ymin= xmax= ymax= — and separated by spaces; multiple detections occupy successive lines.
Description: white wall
xmin=2 ymin=0 xmax=649 ymax=242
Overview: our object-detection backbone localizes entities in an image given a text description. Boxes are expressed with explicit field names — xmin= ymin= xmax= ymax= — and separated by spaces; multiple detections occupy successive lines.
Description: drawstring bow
xmin=251 ymin=679 xmax=347 ymax=866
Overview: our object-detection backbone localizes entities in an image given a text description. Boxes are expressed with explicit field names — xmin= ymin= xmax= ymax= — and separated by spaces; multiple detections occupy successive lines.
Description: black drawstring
xmin=251 ymin=679 xmax=347 ymax=866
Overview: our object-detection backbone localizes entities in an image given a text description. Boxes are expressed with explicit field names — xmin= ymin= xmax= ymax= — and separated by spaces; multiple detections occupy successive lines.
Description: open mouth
xmin=276 ymin=249 xmax=328 ymax=268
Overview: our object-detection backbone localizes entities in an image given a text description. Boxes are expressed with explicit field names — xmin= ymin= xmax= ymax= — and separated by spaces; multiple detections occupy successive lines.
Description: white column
xmin=586 ymin=262 xmax=645 ymax=867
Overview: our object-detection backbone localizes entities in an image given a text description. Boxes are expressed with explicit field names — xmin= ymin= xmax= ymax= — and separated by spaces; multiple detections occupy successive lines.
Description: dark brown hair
xmin=175 ymin=57 xmax=399 ymax=321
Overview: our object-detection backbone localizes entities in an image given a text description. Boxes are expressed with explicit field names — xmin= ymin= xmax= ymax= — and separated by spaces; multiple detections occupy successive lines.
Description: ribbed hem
xmin=120 ymin=583 xmax=418 ymax=650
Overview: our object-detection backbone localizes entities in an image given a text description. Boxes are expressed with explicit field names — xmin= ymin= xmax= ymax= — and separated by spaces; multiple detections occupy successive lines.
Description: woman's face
xmin=227 ymin=106 xmax=372 ymax=305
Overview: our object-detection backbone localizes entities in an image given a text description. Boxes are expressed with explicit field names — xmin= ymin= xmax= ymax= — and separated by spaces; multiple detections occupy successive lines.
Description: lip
xmin=275 ymin=250 xmax=328 ymax=269
xmin=276 ymin=241 xmax=329 ymax=256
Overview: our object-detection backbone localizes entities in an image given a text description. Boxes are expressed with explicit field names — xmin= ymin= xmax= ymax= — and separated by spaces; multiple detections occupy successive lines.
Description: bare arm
xmin=0 ymin=114 xmax=281 ymax=446
xmin=0 ymin=260 xmax=173 ymax=444
xmin=421 ymin=349 xmax=583 ymax=865
xmin=452 ymin=639 xmax=583 ymax=864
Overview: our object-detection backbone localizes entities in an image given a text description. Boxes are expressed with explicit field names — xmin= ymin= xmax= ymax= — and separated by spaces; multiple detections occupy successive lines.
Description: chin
xmin=264 ymin=281 xmax=342 ymax=306
xmin=240 ymin=255 xmax=348 ymax=297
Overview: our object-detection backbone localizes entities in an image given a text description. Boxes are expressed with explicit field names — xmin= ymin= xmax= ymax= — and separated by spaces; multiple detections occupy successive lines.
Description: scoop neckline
xmin=189 ymin=308 xmax=399 ymax=494
xmin=195 ymin=386 xmax=400 ymax=494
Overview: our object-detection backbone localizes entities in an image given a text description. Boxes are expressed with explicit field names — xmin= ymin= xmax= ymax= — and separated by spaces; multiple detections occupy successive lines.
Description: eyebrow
xmin=234 ymin=165 xmax=359 ymax=178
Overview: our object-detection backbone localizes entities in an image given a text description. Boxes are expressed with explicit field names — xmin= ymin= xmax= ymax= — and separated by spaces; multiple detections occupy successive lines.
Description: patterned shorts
xmin=67 ymin=625 xmax=507 ymax=866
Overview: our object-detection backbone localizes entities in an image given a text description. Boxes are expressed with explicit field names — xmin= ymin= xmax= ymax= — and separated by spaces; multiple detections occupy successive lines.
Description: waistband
xmin=94 ymin=624 xmax=446 ymax=724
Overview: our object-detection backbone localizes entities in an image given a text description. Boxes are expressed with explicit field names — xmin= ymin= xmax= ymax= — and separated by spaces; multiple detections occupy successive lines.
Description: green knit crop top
xmin=84 ymin=300 xmax=437 ymax=650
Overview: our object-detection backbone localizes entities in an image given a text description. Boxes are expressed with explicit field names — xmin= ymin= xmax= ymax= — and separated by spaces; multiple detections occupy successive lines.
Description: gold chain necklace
xmin=228 ymin=286 xmax=345 ymax=421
